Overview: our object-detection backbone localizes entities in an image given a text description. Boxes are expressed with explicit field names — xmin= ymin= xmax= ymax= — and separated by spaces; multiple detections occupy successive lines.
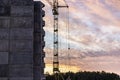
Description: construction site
xmin=0 ymin=0 xmax=120 ymax=80
xmin=0 ymin=0 xmax=70 ymax=80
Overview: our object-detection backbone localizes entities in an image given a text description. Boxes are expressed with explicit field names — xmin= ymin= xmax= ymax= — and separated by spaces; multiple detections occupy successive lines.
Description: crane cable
xmin=67 ymin=7 xmax=71 ymax=72
xmin=65 ymin=6 xmax=70 ymax=71
xmin=66 ymin=6 xmax=72 ymax=80
xmin=59 ymin=1 xmax=71 ymax=80
xmin=59 ymin=1 xmax=71 ymax=79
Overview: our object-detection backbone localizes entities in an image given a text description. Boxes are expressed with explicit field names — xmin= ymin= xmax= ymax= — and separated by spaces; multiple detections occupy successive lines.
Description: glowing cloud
xmin=37 ymin=0 xmax=120 ymax=75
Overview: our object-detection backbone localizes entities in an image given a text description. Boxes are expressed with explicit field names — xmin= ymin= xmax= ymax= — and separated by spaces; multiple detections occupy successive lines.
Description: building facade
xmin=0 ymin=0 xmax=45 ymax=80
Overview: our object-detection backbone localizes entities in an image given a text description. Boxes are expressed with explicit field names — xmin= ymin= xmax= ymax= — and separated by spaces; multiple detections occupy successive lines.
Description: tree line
xmin=46 ymin=71 xmax=120 ymax=80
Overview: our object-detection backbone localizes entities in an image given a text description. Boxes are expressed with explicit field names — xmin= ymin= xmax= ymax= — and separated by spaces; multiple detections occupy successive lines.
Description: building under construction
xmin=0 ymin=0 xmax=45 ymax=80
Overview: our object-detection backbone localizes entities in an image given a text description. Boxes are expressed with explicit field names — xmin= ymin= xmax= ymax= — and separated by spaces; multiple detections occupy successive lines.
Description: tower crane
xmin=45 ymin=0 xmax=69 ymax=80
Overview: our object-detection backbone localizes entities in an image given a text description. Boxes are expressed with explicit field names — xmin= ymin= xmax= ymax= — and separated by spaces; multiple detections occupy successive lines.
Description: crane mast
xmin=53 ymin=0 xmax=59 ymax=74
xmin=45 ymin=0 xmax=69 ymax=79
xmin=53 ymin=0 xmax=68 ymax=75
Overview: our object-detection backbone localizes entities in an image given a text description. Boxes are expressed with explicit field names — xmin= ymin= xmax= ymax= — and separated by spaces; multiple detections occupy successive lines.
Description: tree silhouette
xmin=46 ymin=71 xmax=120 ymax=80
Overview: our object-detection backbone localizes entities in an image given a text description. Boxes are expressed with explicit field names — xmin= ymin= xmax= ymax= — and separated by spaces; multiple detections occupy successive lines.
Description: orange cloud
xmin=45 ymin=64 xmax=80 ymax=74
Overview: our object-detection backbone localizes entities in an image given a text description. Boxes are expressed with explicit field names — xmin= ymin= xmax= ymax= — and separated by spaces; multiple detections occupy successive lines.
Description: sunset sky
xmin=35 ymin=0 xmax=120 ymax=75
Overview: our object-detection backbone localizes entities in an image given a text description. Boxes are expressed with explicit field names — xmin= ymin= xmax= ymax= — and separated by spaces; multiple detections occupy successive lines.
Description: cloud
xmin=38 ymin=0 xmax=120 ymax=75
xmin=80 ymin=55 xmax=120 ymax=75
xmin=45 ymin=48 xmax=120 ymax=75
xmin=45 ymin=64 xmax=80 ymax=74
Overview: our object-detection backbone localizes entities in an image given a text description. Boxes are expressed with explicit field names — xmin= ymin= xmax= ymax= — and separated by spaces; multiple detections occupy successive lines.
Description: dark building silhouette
xmin=0 ymin=0 xmax=45 ymax=80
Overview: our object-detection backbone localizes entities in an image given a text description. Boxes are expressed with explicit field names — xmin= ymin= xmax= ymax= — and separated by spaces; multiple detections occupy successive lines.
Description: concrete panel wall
xmin=0 ymin=0 xmax=45 ymax=80
xmin=10 ymin=28 xmax=33 ymax=40
xmin=9 ymin=77 xmax=33 ymax=80
xmin=0 ymin=7 xmax=10 ymax=16
xmin=10 ymin=0 xmax=33 ymax=6
xmin=0 ymin=29 xmax=9 ymax=39
xmin=0 ymin=65 xmax=8 ymax=77
xmin=0 ymin=17 xmax=10 ymax=28
xmin=0 ymin=0 xmax=10 ymax=6
xmin=10 ymin=40 xmax=33 ymax=52
xmin=34 ymin=2 xmax=45 ymax=80
xmin=0 ymin=0 xmax=10 ymax=78
xmin=34 ymin=66 xmax=42 ymax=80
xmin=0 ymin=52 xmax=8 ymax=64
xmin=10 ymin=17 xmax=33 ymax=28
xmin=9 ymin=1 xmax=34 ymax=79
xmin=0 ymin=0 xmax=34 ymax=79
xmin=0 ymin=40 xmax=9 ymax=51
xmin=10 ymin=53 xmax=33 ymax=64
xmin=9 ymin=65 xmax=33 ymax=77
xmin=11 ymin=6 xmax=33 ymax=17
xmin=0 ymin=78 xmax=8 ymax=80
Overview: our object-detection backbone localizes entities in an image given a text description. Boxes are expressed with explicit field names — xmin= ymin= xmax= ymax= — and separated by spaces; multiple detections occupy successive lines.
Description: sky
xmin=35 ymin=0 xmax=120 ymax=75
